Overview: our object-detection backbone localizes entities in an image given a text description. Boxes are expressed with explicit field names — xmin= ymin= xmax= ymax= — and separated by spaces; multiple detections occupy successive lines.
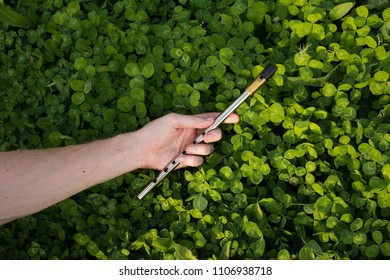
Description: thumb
xmin=169 ymin=113 xmax=214 ymax=129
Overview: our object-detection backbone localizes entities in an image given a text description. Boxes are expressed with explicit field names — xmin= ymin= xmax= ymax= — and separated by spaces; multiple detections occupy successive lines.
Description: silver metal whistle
xmin=137 ymin=64 xmax=277 ymax=199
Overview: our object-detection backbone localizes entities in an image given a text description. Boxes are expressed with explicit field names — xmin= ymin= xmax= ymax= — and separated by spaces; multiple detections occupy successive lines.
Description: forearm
xmin=0 ymin=133 xmax=140 ymax=224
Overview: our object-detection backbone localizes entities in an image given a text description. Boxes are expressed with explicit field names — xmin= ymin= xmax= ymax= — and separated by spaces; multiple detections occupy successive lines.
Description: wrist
xmin=114 ymin=132 xmax=143 ymax=172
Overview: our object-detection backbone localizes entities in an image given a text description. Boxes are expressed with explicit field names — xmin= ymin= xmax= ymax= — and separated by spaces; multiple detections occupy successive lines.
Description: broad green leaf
xmin=117 ymin=96 xmax=134 ymax=112
xmin=206 ymin=56 xmax=219 ymax=67
xmin=220 ymin=166 xmax=234 ymax=181
xmin=231 ymin=2 xmax=247 ymax=15
xmin=247 ymin=2 xmax=268 ymax=24
xmin=269 ymin=103 xmax=285 ymax=124
xmin=74 ymin=57 xmax=87 ymax=70
xmin=244 ymin=221 xmax=263 ymax=239
xmin=362 ymin=161 xmax=377 ymax=176
xmin=315 ymin=196 xmax=333 ymax=214
xmin=340 ymin=229 xmax=353 ymax=244
xmin=142 ymin=63 xmax=155 ymax=78
xmin=356 ymin=6 xmax=369 ymax=18
xmin=87 ymin=241 xmax=100 ymax=256
xmin=74 ymin=233 xmax=90 ymax=246
xmin=294 ymin=212 xmax=314 ymax=226
xmin=296 ymin=22 xmax=312 ymax=37
xmin=124 ymin=63 xmax=141 ymax=77
xmin=219 ymin=241 xmax=232 ymax=260
xmin=193 ymin=195 xmax=208 ymax=211
xmin=299 ymin=247 xmax=315 ymax=260
xmin=369 ymin=177 xmax=386 ymax=189
xmin=0 ymin=2 xmax=34 ymax=28
xmin=329 ymin=2 xmax=354 ymax=21
xmin=352 ymin=231 xmax=367 ymax=245
xmin=380 ymin=242 xmax=390 ymax=257
xmin=189 ymin=90 xmax=200 ymax=107
xmin=277 ymin=249 xmax=290 ymax=260
xmin=322 ymin=83 xmax=337 ymax=97
xmin=377 ymin=190 xmax=390 ymax=209
xmin=66 ymin=1 xmax=80 ymax=17
xmin=326 ymin=216 xmax=339 ymax=229
xmin=381 ymin=164 xmax=390 ymax=181
xmin=372 ymin=231 xmax=383 ymax=245
xmin=219 ymin=48 xmax=233 ymax=61
xmin=374 ymin=71 xmax=389 ymax=82
xmin=71 ymin=92 xmax=85 ymax=105
xmin=350 ymin=218 xmax=363 ymax=231
xmin=365 ymin=245 xmax=380 ymax=259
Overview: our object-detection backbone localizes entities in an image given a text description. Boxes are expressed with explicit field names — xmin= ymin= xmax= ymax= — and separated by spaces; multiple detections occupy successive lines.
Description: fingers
xmin=168 ymin=113 xmax=214 ymax=129
xmin=178 ymin=155 xmax=204 ymax=168
xmin=193 ymin=112 xmax=240 ymax=124
xmin=168 ymin=112 xmax=240 ymax=129
xmin=177 ymin=143 xmax=214 ymax=168
xmin=186 ymin=143 xmax=214 ymax=156
xmin=203 ymin=128 xmax=222 ymax=143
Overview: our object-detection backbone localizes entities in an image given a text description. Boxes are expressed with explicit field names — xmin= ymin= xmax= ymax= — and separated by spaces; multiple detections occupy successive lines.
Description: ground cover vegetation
xmin=0 ymin=0 xmax=390 ymax=260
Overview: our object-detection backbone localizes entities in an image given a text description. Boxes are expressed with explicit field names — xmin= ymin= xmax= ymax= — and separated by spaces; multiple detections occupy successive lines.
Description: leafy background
xmin=0 ymin=0 xmax=390 ymax=260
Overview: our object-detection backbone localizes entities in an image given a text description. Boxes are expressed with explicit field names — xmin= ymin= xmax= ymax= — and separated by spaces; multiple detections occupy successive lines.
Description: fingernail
xmin=187 ymin=145 xmax=194 ymax=154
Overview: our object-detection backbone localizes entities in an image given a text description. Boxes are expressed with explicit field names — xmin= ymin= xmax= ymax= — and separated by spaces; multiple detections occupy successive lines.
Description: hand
xmin=134 ymin=112 xmax=239 ymax=170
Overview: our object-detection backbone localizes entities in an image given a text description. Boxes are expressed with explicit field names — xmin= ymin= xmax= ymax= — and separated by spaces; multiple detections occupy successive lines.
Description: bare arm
xmin=0 ymin=133 xmax=140 ymax=224
xmin=0 ymin=113 xmax=239 ymax=225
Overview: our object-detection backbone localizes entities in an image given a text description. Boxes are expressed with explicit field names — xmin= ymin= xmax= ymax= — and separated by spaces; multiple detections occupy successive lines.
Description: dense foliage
xmin=1 ymin=0 xmax=390 ymax=260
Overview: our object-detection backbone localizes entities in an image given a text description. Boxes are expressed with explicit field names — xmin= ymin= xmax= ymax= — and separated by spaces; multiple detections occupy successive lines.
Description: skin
xmin=0 ymin=112 xmax=239 ymax=225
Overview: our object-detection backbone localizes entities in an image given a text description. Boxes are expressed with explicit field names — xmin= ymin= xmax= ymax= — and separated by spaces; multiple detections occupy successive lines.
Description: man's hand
xmin=134 ymin=113 xmax=240 ymax=170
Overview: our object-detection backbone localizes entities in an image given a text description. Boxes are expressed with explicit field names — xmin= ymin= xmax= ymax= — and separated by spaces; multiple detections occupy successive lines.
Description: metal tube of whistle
xmin=137 ymin=64 xmax=277 ymax=199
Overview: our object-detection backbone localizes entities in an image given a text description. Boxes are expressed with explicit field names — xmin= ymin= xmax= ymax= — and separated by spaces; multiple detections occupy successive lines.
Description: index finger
xmin=195 ymin=112 xmax=240 ymax=124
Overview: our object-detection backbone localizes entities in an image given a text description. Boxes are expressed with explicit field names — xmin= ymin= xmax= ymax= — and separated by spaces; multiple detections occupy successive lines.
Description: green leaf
xmin=124 ymin=63 xmax=141 ymax=77
xmin=350 ymin=218 xmax=363 ymax=231
xmin=365 ymin=245 xmax=379 ymax=259
xmin=220 ymin=166 xmax=234 ymax=181
xmin=74 ymin=233 xmax=90 ymax=246
xmin=219 ymin=48 xmax=233 ymax=61
xmin=152 ymin=237 xmax=172 ymax=253
xmin=0 ymin=3 xmax=34 ymax=28
xmin=374 ymin=71 xmax=389 ymax=82
xmin=322 ymin=83 xmax=337 ymax=97
xmin=380 ymin=242 xmax=390 ymax=257
xmin=340 ymin=229 xmax=353 ymax=244
xmin=362 ymin=161 xmax=376 ymax=175
xmin=247 ymin=2 xmax=268 ymax=24
xmin=117 ymin=97 xmax=134 ymax=112
xmin=329 ymin=2 xmax=354 ymax=21
xmin=231 ymin=2 xmax=247 ymax=15
xmin=66 ymin=1 xmax=81 ymax=17
xmin=277 ymin=249 xmax=290 ymax=260
xmin=135 ymin=102 xmax=147 ymax=118
xmin=208 ymin=189 xmax=221 ymax=202
xmin=269 ymin=103 xmax=285 ymax=124
xmin=315 ymin=196 xmax=333 ymax=214
xmin=356 ymin=6 xmax=369 ymax=18
xmin=71 ymin=92 xmax=85 ymax=105
xmin=193 ymin=195 xmax=208 ymax=211
xmin=378 ymin=190 xmax=390 ymax=209
xmin=244 ymin=221 xmax=263 ymax=239
xmin=87 ymin=241 xmax=100 ymax=256
xmin=372 ymin=231 xmax=383 ymax=245
xmin=381 ymin=164 xmax=390 ymax=181
xmin=142 ymin=63 xmax=155 ymax=78
xmin=206 ymin=56 xmax=219 ymax=67
xmin=299 ymin=247 xmax=315 ymax=260
xmin=189 ymin=90 xmax=200 ymax=107
xmin=219 ymin=241 xmax=232 ymax=260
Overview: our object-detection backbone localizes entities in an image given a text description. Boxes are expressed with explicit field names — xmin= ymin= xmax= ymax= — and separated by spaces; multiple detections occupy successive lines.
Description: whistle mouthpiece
xmin=260 ymin=64 xmax=278 ymax=80
xmin=246 ymin=64 xmax=277 ymax=95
